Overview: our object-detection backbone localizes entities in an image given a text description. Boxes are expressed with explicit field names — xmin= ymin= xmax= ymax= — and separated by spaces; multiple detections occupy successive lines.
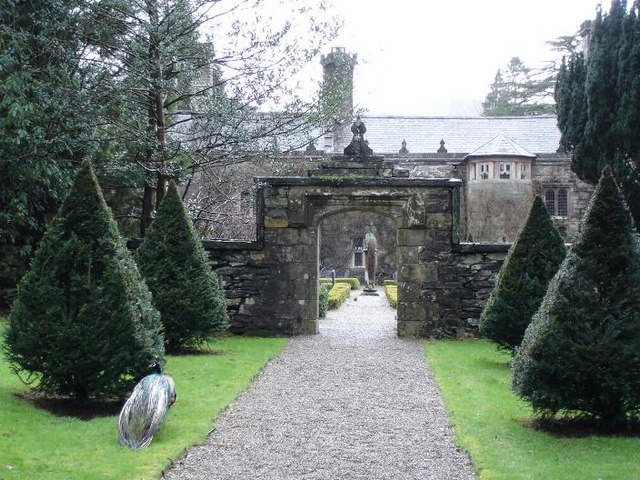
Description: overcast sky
xmin=322 ymin=0 xmax=602 ymax=116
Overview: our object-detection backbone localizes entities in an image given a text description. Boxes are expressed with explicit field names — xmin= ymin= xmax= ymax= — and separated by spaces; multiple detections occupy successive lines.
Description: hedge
xmin=385 ymin=284 xmax=398 ymax=309
xmin=320 ymin=277 xmax=361 ymax=289
xmin=328 ymin=283 xmax=351 ymax=310
xmin=318 ymin=284 xmax=330 ymax=318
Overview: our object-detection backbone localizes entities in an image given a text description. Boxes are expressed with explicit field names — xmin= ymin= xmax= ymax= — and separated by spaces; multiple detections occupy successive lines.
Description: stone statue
xmin=363 ymin=232 xmax=377 ymax=291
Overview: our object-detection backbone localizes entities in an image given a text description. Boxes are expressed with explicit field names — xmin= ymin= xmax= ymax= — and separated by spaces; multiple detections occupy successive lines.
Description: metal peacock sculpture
xmin=117 ymin=361 xmax=176 ymax=450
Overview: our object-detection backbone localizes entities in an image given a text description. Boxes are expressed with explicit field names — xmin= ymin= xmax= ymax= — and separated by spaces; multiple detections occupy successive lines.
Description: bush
xmin=135 ymin=182 xmax=228 ymax=353
xmin=479 ymin=196 xmax=566 ymax=352
xmin=319 ymin=277 xmax=360 ymax=289
xmin=385 ymin=284 xmax=397 ymax=308
xmin=328 ymin=283 xmax=351 ymax=310
xmin=512 ymin=168 xmax=640 ymax=428
xmin=318 ymin=284 xmax=330 ymax=318
xmin=3 ymin=161 xmax=164 ymax=402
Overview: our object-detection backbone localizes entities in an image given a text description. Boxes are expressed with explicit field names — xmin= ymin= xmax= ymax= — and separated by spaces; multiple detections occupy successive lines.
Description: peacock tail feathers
xmin=117 ymin=372 xmax=176 ymax=450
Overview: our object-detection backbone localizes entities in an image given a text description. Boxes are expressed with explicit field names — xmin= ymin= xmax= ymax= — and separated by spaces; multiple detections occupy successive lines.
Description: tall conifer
xmin=4 ymin=161 xmax=164 ymax=402
xmin=479 ymin=197 xmax=566 ymax=352
xmin=512 ymin=167 xmax=640 ymax=427
xmin=556 ymin=1 xmax=640 ymax=229
xmin=135 ymin=182 xmax=228 ymax=353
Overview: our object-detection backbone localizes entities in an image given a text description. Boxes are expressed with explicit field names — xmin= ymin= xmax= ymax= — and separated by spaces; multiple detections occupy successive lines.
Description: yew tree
xmin=512 ymin=167 xmax=640 ymax=428
xmin=479 ymin=196 xmax=566 ymax=352
xmin=4 ymin=161 xmax=164 ymax=402
xmin=135 ymin=182 xmax=228 ymax=352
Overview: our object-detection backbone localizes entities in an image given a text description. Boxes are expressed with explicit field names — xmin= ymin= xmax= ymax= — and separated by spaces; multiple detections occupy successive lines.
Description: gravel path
xmin=163 ymin=289 xmax=476 ymax=479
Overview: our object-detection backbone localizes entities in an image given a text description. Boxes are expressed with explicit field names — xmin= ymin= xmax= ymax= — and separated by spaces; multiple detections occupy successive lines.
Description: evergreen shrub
xmin=512 ymin=168 xmax=640 ymax=427
xmin=328 ymin=283 xmax=351 ymax=310
xmin=135 ymin=182 xmax=228 ymax=353
xmin=318 ymin=284 xmax=330 ymax=318
xmin=3 ymin=161 xmax=164 ymax=401
xmin=479 ymin=196 xmax=566 ymax=352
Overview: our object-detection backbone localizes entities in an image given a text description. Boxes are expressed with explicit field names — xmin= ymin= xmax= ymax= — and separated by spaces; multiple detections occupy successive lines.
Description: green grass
xmin=425 ymin=339 xmax=640 ymax=480
xmin=0 ymin=320 xmax=287 ymax=480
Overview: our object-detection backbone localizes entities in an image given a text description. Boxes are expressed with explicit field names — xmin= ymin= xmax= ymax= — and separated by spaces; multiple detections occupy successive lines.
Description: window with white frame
xmin=479 ymin=163 xmax=490 ymax=180
xmin=520 ymin=164 xmax=528 ymax=180
xmin=544 ymin=188 xmax=569 ymax=217
xmin=499 ymin=163 xmax=511 ymax=179
xmin=323 ymin=134 xmax=333 ymax=151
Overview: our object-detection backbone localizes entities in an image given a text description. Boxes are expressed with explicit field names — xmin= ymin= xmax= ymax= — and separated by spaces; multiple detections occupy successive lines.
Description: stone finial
xmin=305 ymin=142 xmax=318 ymax=154
xmin=343 ymin=116 xmax=373 ymax=157
xmin=399 ymin=139 xmax=409 ymax=154
xmin=437 ymin=139 xmax=448 ymax=154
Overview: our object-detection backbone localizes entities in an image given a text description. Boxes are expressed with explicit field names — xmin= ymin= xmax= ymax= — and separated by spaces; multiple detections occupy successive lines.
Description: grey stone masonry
xmin=191 ymin=174 xmax=508 ymax=338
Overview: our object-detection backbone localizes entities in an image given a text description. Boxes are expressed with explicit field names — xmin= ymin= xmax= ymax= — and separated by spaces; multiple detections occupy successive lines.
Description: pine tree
xmin=479 ymin=197 xmax=566 ymax=352
xmin=4 ymin=161 xmax=164 ymax=402
xmin=135 ymin=182 xmax=228 ymax=353
xmin=512 ymin=167 xmax=640 ymax=428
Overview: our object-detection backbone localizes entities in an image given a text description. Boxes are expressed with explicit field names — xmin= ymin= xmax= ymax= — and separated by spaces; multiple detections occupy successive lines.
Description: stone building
xmin=315 ymin=48 xmax=593 ymax=280
xmin=187 ymin=48 xmax=593 ymax=288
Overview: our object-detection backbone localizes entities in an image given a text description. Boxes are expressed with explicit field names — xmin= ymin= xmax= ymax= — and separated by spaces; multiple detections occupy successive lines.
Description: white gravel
xmin=163 ymin=289 xmax=476 ymax=479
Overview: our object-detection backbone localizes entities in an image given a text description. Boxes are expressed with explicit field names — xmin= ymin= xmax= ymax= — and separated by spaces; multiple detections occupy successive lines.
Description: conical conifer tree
xmin=4 ymin=160 xmax=164 ymax=402
xmin=135 ymin=182 xmax=228 ymax=353
xmin=512 ymin=167 xmax=640 ymax=427
xmin=479 ymin=196 xmax=566 ymax=352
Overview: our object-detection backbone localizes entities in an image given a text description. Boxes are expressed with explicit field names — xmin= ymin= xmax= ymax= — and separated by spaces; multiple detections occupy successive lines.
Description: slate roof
xmin=465 ymin=132 xmax=536 ymax=159
xmin=348 ymin=115 xmax=561 ymax=155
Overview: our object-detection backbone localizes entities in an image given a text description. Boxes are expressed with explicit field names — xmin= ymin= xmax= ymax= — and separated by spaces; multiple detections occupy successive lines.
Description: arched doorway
xmin=319 ymin=210 xmax=398 ymax=285
xmin=258 ymin=176 xmax=461 ymax=336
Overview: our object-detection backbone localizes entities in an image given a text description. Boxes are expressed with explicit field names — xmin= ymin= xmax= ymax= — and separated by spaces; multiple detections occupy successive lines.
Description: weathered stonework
xmin=193 ymin=173 xmax=509 ymax=338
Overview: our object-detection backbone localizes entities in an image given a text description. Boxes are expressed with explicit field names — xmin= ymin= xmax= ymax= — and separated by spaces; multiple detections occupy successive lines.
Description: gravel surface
xmin=163 ymin=289 xmax=476 ymax=479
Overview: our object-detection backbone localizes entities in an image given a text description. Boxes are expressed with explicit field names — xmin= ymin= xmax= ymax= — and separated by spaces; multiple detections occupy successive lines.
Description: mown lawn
xmin=425 ymin=339 xmax=640 ymax=480
xmin=0 ymin=320 xmax=287 ymax=480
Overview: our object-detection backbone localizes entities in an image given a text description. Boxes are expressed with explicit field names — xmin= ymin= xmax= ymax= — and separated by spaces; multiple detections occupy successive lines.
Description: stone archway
xmin=257 ymin=176 xmax=461 ymax=337
xmin=318 ymin=209 xmax=397 ymax=285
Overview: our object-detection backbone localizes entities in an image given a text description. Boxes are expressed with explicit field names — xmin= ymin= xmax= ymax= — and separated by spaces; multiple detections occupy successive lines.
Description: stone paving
xmin=163 ymin=289 xmax=476 ymax=479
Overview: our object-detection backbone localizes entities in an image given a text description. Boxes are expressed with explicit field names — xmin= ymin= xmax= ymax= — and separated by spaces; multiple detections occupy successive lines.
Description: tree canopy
xmin=0 ymin=0 xmax=349 ymax=304
xmin=555 ymin=0 xmax=640 ymax=229
xmin=482 ymin=57 xmax=556 ymax=116
xmin=0 ymin=0 xmax=98 ymax=302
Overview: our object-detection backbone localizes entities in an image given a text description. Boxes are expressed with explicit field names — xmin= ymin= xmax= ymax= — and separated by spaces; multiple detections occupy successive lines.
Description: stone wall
xmin=199 ymin=238 xmax=508 ymax=338
xmin=190 ymin=175 xmax=510 ymax=339
xmin=532 ymin=155 xmax=594 ymax=239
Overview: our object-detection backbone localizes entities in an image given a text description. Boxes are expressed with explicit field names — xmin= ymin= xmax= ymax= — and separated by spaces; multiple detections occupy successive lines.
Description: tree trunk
xmin=141 ymin=183 xmax=156 ymax=236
